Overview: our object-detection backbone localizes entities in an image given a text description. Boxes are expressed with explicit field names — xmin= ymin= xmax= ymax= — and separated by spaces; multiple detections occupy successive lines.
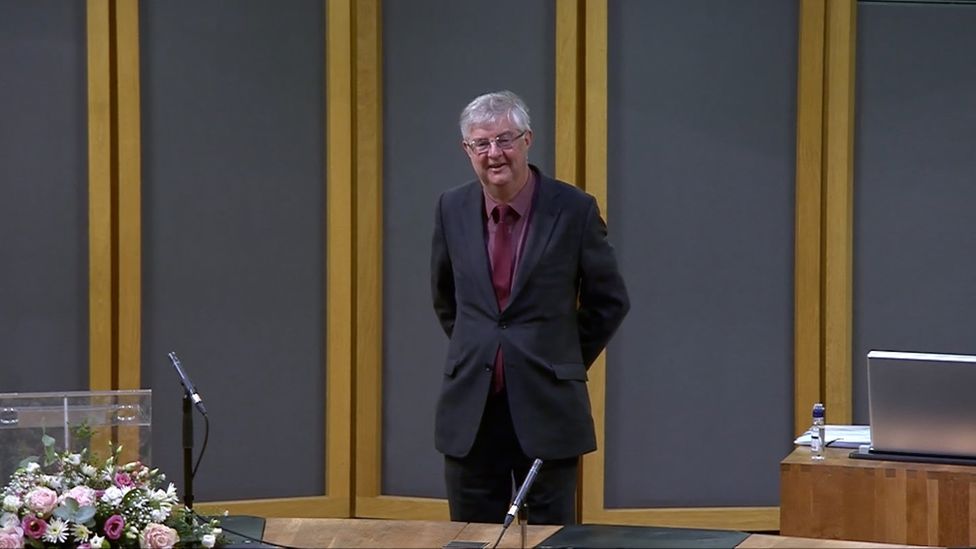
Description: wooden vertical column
xmin=555 ymin=0 xmax=583 ymax=187
xmin=86 ymin=0 xmax=143 ymax=393
xmin=87 ymin=0 xmax=114 ymax=392
xmin=328 ymin=0 xmax=356 ymax=517
xmin=353 ymin=0 xmax=382 ymax=519
xmin=114 ymin=0 xmax=142 ymax=393
xmin=579 ymin=0 xmax=609 ymax=526
xmin=822 ymin=0 xmax=857 ymax=425
xmin=794 ymin=0 xmax=827 ymax=436
xmin=793 ymin=0 xmax=857 ymax=431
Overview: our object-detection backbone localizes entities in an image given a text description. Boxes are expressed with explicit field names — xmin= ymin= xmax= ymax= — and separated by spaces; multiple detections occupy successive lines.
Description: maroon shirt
xmin=483 ymin=169 xmax=536 ymax=280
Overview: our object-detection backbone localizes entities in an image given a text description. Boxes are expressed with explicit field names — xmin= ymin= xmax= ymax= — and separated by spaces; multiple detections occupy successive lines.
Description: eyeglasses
xmin=464 ymin=131 xmax=527 ymax=155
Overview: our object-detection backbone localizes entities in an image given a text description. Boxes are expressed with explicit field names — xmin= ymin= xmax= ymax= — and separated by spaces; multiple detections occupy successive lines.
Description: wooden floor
xmin=263 ymin=518 xmax=926 ymax=548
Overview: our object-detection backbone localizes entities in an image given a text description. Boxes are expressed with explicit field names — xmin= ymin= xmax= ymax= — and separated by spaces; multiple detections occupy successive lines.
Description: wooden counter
xmin=263 ymin=517 xmax=924 ymax=548
xmin=780 ymin=446 xmax=976 ymax=546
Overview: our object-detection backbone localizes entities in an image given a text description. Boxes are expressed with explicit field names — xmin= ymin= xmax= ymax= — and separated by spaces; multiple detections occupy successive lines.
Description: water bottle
xmin=810 ymin=402 xmax=826 ymax=460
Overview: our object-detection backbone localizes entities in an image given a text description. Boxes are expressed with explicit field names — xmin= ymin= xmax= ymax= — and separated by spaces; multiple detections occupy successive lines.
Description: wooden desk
xmin=780 ymin=446 xmax=976 ymax=546
xmin=263 ymin=517 xmax=923 ymax=548
xmin=263 ymin=518 xmax=559 ymax=548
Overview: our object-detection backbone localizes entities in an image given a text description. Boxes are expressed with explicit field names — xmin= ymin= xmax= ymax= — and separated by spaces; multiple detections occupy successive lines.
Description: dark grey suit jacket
xmin=431 ymin=167 xmax=629 ymax=460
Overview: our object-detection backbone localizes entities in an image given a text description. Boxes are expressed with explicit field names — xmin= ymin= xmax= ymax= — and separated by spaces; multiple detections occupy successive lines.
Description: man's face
xmin=462 ymin=119 xmax=533 ymax=198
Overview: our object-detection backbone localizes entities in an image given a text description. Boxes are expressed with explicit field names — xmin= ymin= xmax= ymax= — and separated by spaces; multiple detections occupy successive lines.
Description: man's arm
xmin=577 ymin=196 xmax=630 ymax=367
xmin=431 ymin=194 xmax=457 ymax=338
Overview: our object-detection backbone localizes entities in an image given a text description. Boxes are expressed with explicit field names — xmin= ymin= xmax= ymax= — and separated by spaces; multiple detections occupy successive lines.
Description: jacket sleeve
xmin=577 ymin=196 xmax=630 ymax=367
xmin=431 ymin=193 xmax=456 ymax=338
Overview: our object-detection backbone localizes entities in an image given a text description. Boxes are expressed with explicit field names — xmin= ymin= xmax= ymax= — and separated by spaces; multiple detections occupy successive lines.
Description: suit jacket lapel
xmin=459 ymin=182 xmax=498 ymax=309
xmin=509 ymin=175 xmax=561 ymax=306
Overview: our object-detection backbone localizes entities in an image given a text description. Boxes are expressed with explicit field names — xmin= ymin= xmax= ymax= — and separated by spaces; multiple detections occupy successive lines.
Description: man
xmin=430 ymin=90 xmax=629 ymax=525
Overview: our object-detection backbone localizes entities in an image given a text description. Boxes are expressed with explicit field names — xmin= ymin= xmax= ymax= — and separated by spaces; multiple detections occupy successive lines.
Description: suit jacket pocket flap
xmin=551 ymin=362 xmax=587 ymax=381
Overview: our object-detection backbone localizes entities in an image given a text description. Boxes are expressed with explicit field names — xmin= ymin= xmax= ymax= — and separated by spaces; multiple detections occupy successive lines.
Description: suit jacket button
xmin=500 ymin=322 xmax=508 ymax=329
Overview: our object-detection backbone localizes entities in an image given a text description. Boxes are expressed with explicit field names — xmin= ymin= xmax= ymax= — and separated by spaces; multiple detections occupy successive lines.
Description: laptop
xmin=867 ymin=350 xmax=976 ymax=460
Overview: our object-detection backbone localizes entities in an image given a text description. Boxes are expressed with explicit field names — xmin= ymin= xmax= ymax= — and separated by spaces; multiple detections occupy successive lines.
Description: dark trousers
xmin=444 ymin=390 xmax=579 ymax=525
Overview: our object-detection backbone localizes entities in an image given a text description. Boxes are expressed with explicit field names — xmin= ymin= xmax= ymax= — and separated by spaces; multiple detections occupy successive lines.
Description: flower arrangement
xmin=0 ymin=435 xmax=222 ymax=548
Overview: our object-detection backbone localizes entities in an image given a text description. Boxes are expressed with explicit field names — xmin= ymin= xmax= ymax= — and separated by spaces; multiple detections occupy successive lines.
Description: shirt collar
xmin=483 ymin=167 xmax=536 ymax=220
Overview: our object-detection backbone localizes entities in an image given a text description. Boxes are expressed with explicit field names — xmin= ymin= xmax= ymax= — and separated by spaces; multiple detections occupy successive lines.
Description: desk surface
xmin=264 ymin=518 xmax=559 ymax=548
xmin=263 ymin=518 xmax=923 ymax=548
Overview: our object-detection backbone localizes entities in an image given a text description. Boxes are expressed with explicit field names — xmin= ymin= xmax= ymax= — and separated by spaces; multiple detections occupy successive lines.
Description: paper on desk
xmin=794 ymin=425 xmax=871 ymax=449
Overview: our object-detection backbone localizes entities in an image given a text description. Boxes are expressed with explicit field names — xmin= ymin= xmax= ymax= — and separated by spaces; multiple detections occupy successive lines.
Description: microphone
xmin=168 ymin=352 xmax=208 ymax=416
xmin=503 ymin=458 xmax=543 ymax=528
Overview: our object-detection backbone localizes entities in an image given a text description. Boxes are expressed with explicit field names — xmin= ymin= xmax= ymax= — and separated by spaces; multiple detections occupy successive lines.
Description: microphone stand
xmin=181 ymin=393 xmax=194 ymax=516
xmin=518 ymin=504 xmax=528 ymax=549
xmin=492 ymin=459 xmax=543 ymax=549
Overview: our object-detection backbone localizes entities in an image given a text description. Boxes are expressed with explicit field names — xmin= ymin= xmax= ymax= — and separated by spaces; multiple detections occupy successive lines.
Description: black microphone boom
xmin=168 ymin=352 xmax=208 ymax=416
xmin=503 ymin=458 xmax=543 ymax=528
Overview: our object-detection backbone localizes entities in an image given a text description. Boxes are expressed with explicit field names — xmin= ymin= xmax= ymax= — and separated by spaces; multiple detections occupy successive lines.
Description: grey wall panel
xmin=141 ymin=0 xmax=326 ymax=500
xmin=0 ymin=1 xmax=88 ymax=392
xmin=606 ymin=0 xmax=797 ymax=507
xmin=382 ymin=0 xmax=555 ymax=498
xmin=852 ymin=2 xmax=976 ymax=423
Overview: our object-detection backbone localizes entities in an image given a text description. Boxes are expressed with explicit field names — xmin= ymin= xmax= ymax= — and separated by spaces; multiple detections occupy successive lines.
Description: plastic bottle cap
xmin=812 ymin=403 xmax=825 ymax=418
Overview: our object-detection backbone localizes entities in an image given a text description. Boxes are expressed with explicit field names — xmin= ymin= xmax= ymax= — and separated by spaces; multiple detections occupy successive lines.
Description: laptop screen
xmin=868 ymin=350 xmax=976 ymax=458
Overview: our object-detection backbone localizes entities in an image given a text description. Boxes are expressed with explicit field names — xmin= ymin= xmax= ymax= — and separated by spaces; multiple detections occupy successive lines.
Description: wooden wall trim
xmin=555 ymin=0 xmax=583 ymax=185
xmin=115 ymin=0 xmax=142 ymax=391
xmin=87 ymin=0 xmax=114 ymax=391
xmin=327 ymin=0 xmax=356 ymax=515
xmin=823 ymin=0 xmax=857 ymax=424
xmin=581 ymin=0 xmax=790 ymax=530
xmin=196 ymin=496 xmax=348 ymax=519
xmin=794 ymin=0 xmax=827 ymax=436
xmin=353 ymin=0 xmax=384 ymax=510
xmin=579 ymin=0 xmax=609 ymax=525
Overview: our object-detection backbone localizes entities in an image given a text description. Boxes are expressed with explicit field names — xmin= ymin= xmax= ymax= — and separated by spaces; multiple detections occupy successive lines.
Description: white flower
xmin=0 ymin=512 xmax=20 ymax=530
xmin=1 ymin=496 xmax=20 ymax=512
xmin=81 ymin=464 xmax=98 ymax=477
xmin=43 ymin=518 xmax=69 ymax=543
xmin=152 ymin=484 xmax=179 ymax=507
xmin=41 ymin=474 xmax=62 ymax=489
xmin=72 ymin=522 xmax=92 ymax=542
xmin=90 ymin=534 xmax=106 ymax=548
xmin=150 ymin=509 xmax=167 ymax=522
xmin=67 ymin=453 xmax=82 ymax=465
xmin=101 ymin=486 xmax=124 ymax=505
xmin=25 ymin=462 xmax=40 ymax=473
xmin=202 ymin=533 xmax=217 ymax=548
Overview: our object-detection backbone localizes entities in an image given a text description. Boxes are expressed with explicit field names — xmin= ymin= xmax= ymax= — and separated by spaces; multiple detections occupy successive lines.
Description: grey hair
xmin=459 ymin=90 xmax=532 ymax=139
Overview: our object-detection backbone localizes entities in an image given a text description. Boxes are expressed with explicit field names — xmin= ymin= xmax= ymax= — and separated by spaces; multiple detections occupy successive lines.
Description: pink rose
xmin=113 ymin=472 xmax=134 ymax=488
xmin=0 ymin=531 xmax=23 ymax=549
xmin=20 ymin=515 xmax=47 ymax=540
xmin=141 ymin=523 xmax=179 ymax=549
xmin=103 ymin=514 xmax=125 ymax=540
xmin=64 ymin=485 xmax=96 ymax=507
xmin=0 ymin=530 xmax=23 ymax=549
xmin=26 ymin=487 xmax=58 ymax=515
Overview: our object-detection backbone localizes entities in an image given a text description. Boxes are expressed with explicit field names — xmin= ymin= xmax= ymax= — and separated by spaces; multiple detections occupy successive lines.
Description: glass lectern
xmin=0 ymin=390 xmax=151 ymax=483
